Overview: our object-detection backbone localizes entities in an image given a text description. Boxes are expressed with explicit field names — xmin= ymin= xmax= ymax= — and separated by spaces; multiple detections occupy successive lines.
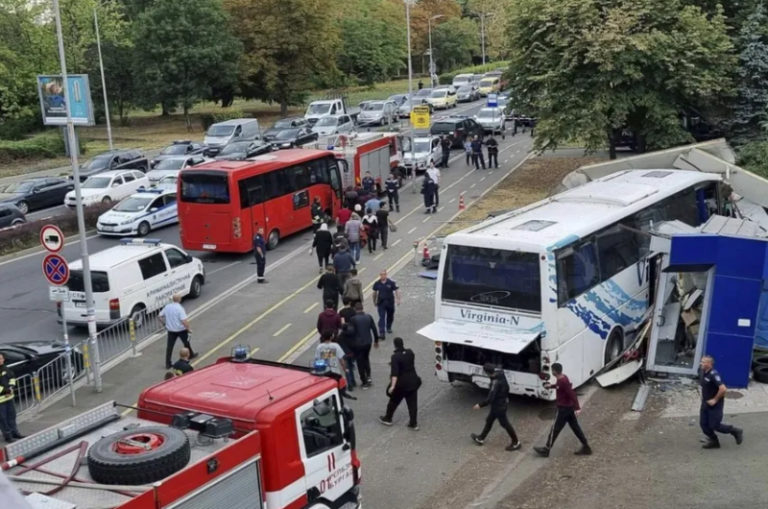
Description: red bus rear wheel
xmin=267 ymin=229 xmax=280 ymax=250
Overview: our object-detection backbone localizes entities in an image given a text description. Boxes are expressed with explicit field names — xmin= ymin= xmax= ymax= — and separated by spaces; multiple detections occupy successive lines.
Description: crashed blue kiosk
xmin=662 ymin=230 xmax=768 ymax=387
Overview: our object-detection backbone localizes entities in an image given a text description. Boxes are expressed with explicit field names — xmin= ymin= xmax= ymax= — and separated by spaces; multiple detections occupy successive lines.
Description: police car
xmin=96 ymin=188 xmax=177 ymax=237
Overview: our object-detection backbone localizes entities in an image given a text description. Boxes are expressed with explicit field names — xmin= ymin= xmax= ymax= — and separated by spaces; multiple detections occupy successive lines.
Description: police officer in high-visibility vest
xmin=252 ymin=227 xmax=267 ymax=283
xmin=0 ymin=354 xmax=23 ymax=443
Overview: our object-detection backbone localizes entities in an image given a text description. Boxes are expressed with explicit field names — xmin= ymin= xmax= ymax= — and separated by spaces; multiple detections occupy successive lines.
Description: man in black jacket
xmin=349 ymin=302 xmax=380 ymax=389
xmin=471 ymin=363 xmax=521 ymax=451
xmin=379 ymin=337 xmax=421 ymax=430
xmin=317 ymin=265 xmax=342 ymax=310
xmin=0 ymin=354 xmax=23 ymax=443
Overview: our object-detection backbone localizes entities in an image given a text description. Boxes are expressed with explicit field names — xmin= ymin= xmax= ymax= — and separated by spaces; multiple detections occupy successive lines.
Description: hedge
xmin=438 ymin=61 xmax=510 ymax=87
xmin=0 ymin=202 xmax=113 ymax=256
xmin=737 ymin=141 xmax=768 ymax=180
xmin=199 ymin=109 xmax=247 ymax=131
xmin=0 ymin=132 xmax=67 ymax=164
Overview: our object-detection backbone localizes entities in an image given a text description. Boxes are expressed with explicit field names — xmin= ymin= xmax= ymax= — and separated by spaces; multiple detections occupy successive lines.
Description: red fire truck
xmin=319 ymin=132 xmax=403 ymax=189
xmin=3 ymin=357 xmax=361 ymax=509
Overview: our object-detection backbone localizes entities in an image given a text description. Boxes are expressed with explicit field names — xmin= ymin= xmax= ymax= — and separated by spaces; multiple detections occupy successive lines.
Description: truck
xmin=3 ymin=355 xmax=361 ymax=509
xmin=310 ymin=131 xmax=403 ymax=189
xmin=304 ymin=98 xmax=360 ymax=127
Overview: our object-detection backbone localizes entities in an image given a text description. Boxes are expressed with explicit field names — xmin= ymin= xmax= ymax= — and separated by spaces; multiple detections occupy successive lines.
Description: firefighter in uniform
xmin=253 ymin=228 xmax=267 ymax=283
xmin=0 ymin=354 xmax=23 ymax=443
xmin=699 ymin=355 xmax=743 ymax=449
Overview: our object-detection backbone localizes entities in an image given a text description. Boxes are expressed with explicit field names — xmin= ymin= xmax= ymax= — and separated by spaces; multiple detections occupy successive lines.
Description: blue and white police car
xmin=96 ymin=188 xmax=178 ymax=237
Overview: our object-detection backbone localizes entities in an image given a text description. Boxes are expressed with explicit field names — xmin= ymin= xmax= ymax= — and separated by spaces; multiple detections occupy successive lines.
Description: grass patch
xmin=0 ymin=133 xmax=67 ymax=165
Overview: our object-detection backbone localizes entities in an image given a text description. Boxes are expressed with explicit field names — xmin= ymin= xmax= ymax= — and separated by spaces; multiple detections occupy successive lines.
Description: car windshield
xmin=160 ymin=144 xmax=189 ymax=155
xmin=416 ymin=89 xmax=432 ymax=97
xmin=430 ymin=90 xmax=447 ymax=98
xmin=220 ymin=142 xmax=250 ymax=155
xmin=363 ymin=103 xmax=384 ymax=111
xmin=113 ymin=196 xmax=153 ymax=212
xmin=82 ymin=176 xmax=111 ymax=189
xmin=431 ymin=122 xmax=456 ymax=133
xmin=81 ymin=155 xmax=111 ymax=170
xmin=273 ymin=119 xmax=296 ymax=129
xmin=308 ymin=103 xmax=331 ymax=115
xmin=413 ymin=141 xmax=431 ymax=153
xmin=457 ymin=86 xmax=472 ymax=94
xmin=480 ymin=79 xmax=495 ymax=87
xmin=3 ymin=181 xmax=35 ymax=193
xmin=316 ymin=117 xmax=338 ymax=126
xmin=275 ymin=129 xmax=299 ymax=140
xmin=159 ymin=175 xmax=178 ymax=185
xmin=478 ymin=109 xmax=499 ymax=119
xmin=154 ymin=158 xmax=185 ymax=170
xmin=207 ymin=125 xmax=235 ymax=137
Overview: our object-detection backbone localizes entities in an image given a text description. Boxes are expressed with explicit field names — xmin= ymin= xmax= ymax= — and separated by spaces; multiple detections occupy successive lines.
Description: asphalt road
xmin=0 ymin=96 xmax=509 ymax=345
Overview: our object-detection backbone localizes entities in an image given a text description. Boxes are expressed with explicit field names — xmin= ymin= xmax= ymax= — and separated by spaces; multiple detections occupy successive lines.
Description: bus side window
xmin=289 ymin=164 xmax=310 ymax=190
xmin=556 ymin=240 xmax=599 ymax=305
xmin=238 ymin=175 xmax=264 ymax=208
xmin=596 ymin=226 xmax=640 ymax=280
xmin=276 ymin=168 xmax=293 ymax=195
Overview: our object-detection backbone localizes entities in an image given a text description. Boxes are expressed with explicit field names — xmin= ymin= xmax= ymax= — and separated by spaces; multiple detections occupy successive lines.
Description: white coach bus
xmin=418 ymin=169 xmax=723 ymax=399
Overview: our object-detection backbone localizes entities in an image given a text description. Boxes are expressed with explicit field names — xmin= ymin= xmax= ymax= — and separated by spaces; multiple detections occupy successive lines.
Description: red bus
xmin=178 ymin=149 xmax=344 ymax=253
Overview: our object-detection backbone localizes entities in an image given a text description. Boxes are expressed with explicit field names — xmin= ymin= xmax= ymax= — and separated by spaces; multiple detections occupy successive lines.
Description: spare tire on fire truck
xmin=87 ymin=426 xmax=191 ymax=485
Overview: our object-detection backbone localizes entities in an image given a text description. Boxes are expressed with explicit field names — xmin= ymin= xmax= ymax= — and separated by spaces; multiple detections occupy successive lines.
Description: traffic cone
xmin=459 ymin=193 xmax=466 ymax=211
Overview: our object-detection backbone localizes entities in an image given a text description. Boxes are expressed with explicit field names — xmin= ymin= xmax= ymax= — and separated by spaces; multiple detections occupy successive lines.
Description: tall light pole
xmin=94 ymin=7 xmax=113 ymax=151
xmin=404 ymin=0 xmax=416 ymax=188
xmin=428 ymin=14 xmax=444 ymax=88
xmin=53 ymin=0 xmax=103 ymax=392
xmin=480 ymin=13 xmax=486 ymax=65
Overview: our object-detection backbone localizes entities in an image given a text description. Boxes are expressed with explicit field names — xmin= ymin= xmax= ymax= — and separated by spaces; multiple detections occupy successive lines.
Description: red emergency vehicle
xmin=3 ymin=357 xmax=361 ymax=509
xmin=178 ymin=149 xmax=344 ymax=252
xmin=321 ymin=132 xmax=403 ymax=189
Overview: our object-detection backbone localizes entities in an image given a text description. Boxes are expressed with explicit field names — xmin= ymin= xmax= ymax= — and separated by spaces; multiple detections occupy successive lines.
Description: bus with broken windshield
xmin=418 ymin=169 xmax=723 ymax=399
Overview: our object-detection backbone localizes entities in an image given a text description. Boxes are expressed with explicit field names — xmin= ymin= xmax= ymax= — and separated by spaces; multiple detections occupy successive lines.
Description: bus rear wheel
xmin=604 ymin=329 xmax=624 ymax=365
xmin=267 ymin=229 xmax=280 ymax=250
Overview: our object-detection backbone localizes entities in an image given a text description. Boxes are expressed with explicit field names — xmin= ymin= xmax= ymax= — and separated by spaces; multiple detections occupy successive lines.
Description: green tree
xmin=431 ymin=17 xmax=479 ymax=70
xmin=133 ymin=0 xmax=241 ymax=126
xmin=224 ymin=0 xmax=340 ymax=115
xmin=506 ymin=0 xmax=735 ymax=158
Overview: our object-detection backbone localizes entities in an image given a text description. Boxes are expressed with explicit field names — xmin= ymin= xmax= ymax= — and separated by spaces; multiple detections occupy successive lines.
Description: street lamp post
xmin=428 ymin=14 xmax=444 ymax=88
xmin=480 ymin=13 xmax=486 ymax=65
xmin=404 ymin=0 xmax=416 ymax=190
xmin=93 ymin=8 xmax=113 ymax=151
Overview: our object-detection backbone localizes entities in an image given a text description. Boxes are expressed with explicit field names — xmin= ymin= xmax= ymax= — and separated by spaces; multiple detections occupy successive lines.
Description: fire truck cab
xmin=3 ymin=358 xmax=361 ymax=509
xmin=315 ymin=132 xmax=403 ymax=189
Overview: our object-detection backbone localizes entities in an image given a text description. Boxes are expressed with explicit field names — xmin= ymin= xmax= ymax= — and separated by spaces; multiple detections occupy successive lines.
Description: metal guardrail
xmin=16 ymin=309 xmax=164 ymax=417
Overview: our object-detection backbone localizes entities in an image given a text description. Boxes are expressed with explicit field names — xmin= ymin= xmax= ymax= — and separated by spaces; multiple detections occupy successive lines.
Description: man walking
xmin=698 ymin=355 xmax=743 ymax=449
xmin=315 ymin=330 xmax=347 ymax=377
xmin=317 ymin=265 xmax=342 ymax=310
xmin=317 ymin=300 xmax=342 ymax=338
xmin=361 ymin=171 xmax=375 ymax=194
xmin=372 ymin=270 xmax=400 ymax=340
xmin=471 ymin=135 xmax=486 ymax=169
xmin=310 ymin=223 xmax=334 ymax=273
xmin=345 ymin=212 xmax=363 ymax=262
xmin=426 ymin=161 xmax=441 ymax=209
xmin=486 ymin=134 xmax=499 ymax=169
xmin=349 ymin=302 xmax=380 ymax=389
xmin=338 ymin=298 xmax=358 ymax=390
xmin=379 ymin=337 xmax=421 ymax=430
xmin=376 ymin=202 xmax=392 ymax=250
xmin=252 ymin=227 xmax=267 ymax=283
xmin=0 ymin=354 xmax=23 ymax=443
xmin=470 ymin=363 xmax=521 ymax=451
xmin=343 ymin=268 xmax=364 ymax=307
xmin=160 ymin=294 xmax=197 ymax=370
xmin=385 ymin=171 xmax=400 ymax=212
xmin=464 ymin=138 xmax=472 ymax=165
xmin=440 ymin=136 xmax=451 ymax=168
xmin=333 ymin=244 xmax=356 ymax=289
xmin=534 ymin=363 xmax=591 ymax=457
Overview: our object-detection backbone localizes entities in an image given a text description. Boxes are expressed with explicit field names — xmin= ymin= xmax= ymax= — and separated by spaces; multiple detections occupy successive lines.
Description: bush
xmin=737 ymin=140 xmax=768 ymax=179
xmin=0 ymin=132 xmax=66 ymax=164
xmin=0 ymin=114 xmax=43 ymax=140
xmin=0 ymin=202 xmax=113 ymax=256
xmin=438 ymin=61 xmax=510 ymax=87
xmin=199 ymin=109 xmax=247 ymax=131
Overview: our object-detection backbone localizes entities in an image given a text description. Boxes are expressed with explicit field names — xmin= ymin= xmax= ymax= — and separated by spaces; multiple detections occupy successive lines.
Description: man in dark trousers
xmin=471 ymin=363 xmax=521 ymax=451
xmin=171 ymin=348 xmax=194 ymax=376
xmin=376 ymin=202 xmax=392 ymax=249
xmin=252 ymin=227 xmax=267 ymax=283
xmin=159 ymin=294 xmax=197 ymax=370
xmin=0 ymin=353 xmax=23 ymax=442
xmin=698 ymin=355 xmax=743 ymax=449
xmin=372 ymin=270 xmax=400 ymax=340
xmin=379 ymin=337 xmax=421 ymax=430
xmin=317 ymin=265 xmax=342 ymax=310
xmin=535 ymin=363 xmax=591 ymax=457
xmin=338 ymin=298 xmax=358 ymax=390
xmin=439 ymin=136 xmax=451 ymax=168
xmin=332 ymin=244 xmax=356 ymax=289
xmin=385 ymin=171 xmax=400 ymax=212
xmin=486 ymin=134 xmax=499 ymax=169
xmin=316 ymin=300 xmax=342 ymax=338
xmin=349 ymin=302 xmax=380 ymax=389
xmin=471 ymin=135 xmax=486 ymax=169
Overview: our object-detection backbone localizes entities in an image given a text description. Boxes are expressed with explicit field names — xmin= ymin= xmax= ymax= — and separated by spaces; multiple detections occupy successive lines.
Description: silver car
xmin=358 ymin=100 xmax=397 ymax=126
xmin=312 ymin=114 xmax=355 ymax=136
xmin=457 ymin=85 xmax=479 ymax=102
xmin=474 ymin=107 xmax=506 ymax=135
xmin=402 ymin=136 xmax=440 ymax=174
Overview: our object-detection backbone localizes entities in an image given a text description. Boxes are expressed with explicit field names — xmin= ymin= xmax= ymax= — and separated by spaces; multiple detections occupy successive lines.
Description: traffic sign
xmin=410 ymin=106 xmax=430 ymax=129
xmin=49 ymin=286 xmax=70 ymax=302
xmin=40 ymin=224 xmax=65 ymax=253
xmin=42 ymin=253 xmax=69 ymax=286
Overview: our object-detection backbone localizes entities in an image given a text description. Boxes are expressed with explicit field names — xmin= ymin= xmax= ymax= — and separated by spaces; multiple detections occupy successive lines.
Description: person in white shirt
xmin=159 ymin=294 xmax=197 ymax=369
xmin=426 ymin=162 xmax=441 ymax=208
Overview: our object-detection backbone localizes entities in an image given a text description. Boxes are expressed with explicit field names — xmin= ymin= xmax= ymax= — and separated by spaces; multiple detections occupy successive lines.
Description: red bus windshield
xmin=178 ymin=151 xmax=342 ymax=253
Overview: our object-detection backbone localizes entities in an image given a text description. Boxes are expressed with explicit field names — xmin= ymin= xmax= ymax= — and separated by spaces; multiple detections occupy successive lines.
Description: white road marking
xmin=272 ymin=323 xmax=292 ymax=336
xmin=470 ymin=183 xmax=477 ymax=189
xmin=303 ymin=302 xmax=318 ymax=314
xmin=480 ymin=177 xmax=486 ymax=182
xmin=422 ymin=216 xmax=430 ymax=223
xmin=206 ymin=260 xmax=241 ymax=276
xmin=374 ymin=252 xmax=384 ymax=261
xmin=448 ymin=197 xmax=456 ymax=203
xmin=391 ymin=239 xmax=401 ymax=247
xmin=407 ymin=227 xmax=417 ymax=234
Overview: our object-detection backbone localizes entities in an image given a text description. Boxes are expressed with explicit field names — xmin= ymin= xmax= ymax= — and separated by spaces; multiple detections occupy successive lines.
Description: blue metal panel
xmin=713 ymin=237 xmax=765 ymax=278
xmin=668 ymin=235 xmax=718 ymax=268
xmin=705 ymin=332 xmax=752 ymax=388
xmin=755 ymin=282 xmax=768 ymax=350
xmin=707 ymin=276 xmax=761 ymax=337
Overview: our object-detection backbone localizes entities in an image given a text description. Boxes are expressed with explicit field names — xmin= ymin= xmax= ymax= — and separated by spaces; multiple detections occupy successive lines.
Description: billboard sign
xmin=36 ymin=74 xmax=95 ymax=126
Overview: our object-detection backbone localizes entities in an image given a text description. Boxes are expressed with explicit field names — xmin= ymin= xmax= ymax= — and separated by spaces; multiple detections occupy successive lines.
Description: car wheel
xmin=604 ymin=328 xmax=624 ymax=365
xmin=129 ymin=304 xmax=146 ymax=328
xmin=11 ymin=218 xmax=25 ymax=226
xmin=16 ymin=200 xmax=29 ymax=214
xmin=137 ymin=221 xmax=151 ymax=237
xmin=102 ymin=196 xmax=112 ymax=204
xmin=267 ymin=229 xmax=280 ymax=250
xmin=189 ymin=275 xmax=203 ymax=299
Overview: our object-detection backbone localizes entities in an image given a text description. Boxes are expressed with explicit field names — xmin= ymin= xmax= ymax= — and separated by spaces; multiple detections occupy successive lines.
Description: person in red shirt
xmin=336 ymin=206 xmax=353 ymax=229
xmin=534 ymin=363 xmax=592 ymax=457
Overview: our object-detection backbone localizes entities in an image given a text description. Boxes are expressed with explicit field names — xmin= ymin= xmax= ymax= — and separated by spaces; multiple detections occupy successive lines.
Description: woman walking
xmin=310 ymin=223 xmax=334 ymax=273
xmin=422 ymin=174 xmax=437 ymax=214
xmin=362 ymin=208 xmax=379 ymax=253
xmin=379 ymin=337 xmax=422 ymax=430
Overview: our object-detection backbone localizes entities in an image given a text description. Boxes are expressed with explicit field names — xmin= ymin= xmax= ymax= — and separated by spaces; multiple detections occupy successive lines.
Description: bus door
xmin=329 ymin=158 xmax=344 ymax=215
xmin=238 ymin=175 xmax=267 ymax=241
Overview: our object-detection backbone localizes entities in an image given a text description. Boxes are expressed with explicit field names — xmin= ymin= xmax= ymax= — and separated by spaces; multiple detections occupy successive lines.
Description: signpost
xmin=410 ymin=105 xmax=431 ymax=130
xmin=40 ymin=225 xmax=76 ymax=405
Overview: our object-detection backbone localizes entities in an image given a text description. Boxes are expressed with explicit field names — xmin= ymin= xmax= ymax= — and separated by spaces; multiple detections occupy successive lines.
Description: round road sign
xmin=42 ymin=253 xmax=69 ymax=286
xmin=40 ymin=224 xmax=65 ymax=253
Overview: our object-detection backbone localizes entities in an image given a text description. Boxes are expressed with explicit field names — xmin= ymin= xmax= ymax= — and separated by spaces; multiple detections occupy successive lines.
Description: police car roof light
xmin=231 ymin=345 xmax=250 ymax=361
xmin=119 ymin=238 xmax=162 ymax=246
xmin=139 ymin=188 xmax=164 ymax=194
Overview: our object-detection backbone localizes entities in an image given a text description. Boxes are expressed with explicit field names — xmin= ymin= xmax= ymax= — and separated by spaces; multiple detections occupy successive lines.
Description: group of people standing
xmin=464 ymin=134 xmax=500 ymax=170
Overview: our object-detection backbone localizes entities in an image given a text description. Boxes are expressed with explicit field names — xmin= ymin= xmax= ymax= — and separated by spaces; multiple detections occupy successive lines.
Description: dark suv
xmin=430 ymin=116 xmax=485 ymax=148
xmin=78 ymin=149 xmax=148 ymax=181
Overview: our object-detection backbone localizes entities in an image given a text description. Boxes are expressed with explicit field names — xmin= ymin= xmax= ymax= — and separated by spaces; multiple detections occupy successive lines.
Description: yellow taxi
xmin=425 ymin=88 xmax=457 ymax=110
xmin=478 ymin=77 xmax=501 ymax=96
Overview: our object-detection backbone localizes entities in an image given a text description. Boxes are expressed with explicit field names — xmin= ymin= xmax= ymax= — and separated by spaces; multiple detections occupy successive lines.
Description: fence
xmin=16 ymin=309 xmax=164 ymax=418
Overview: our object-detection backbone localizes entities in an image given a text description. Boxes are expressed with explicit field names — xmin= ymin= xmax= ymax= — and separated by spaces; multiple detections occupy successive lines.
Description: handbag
xmin=389 ymin=222 xmax=398 ymax=233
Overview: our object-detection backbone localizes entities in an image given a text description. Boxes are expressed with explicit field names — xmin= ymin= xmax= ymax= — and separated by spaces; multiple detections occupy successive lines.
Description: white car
xmin=146 ymin=155 xmax=207 ymax=183
xmin=474 ymin=107 xmax=506 ymax=135
xmin=64 ymin=170 xmax=149 ymax=207
xmin=403 ymin=136 xmax=440 ymax=174
xmin=154 ymin=174 xmax=179 ymax=192
xmin=97 ymin=188 xmax=178 ymax=237
xmin=312 ymin=114 xmax=355 ymax=136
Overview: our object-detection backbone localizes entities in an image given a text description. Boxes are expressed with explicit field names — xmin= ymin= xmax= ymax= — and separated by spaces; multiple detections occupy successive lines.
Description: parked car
xmin=0 ymin=177 xmax=73 ymax=214
xmin=474 ymin=107 xmax=506 ymax=135
xmin=425 ymin=88 xmax=457 ymax=110
xmin=151 ymin=140 xmax=206 ymax=168
xmin=146 ymin=155 xmax=208 ymax=183
xmin=0 ymin=341 xmax=84 ymax=397
xmin=263 ymin=117 xmax=309 ymax=139
xmin=64 ymin=170 xmax=149 ymax=207
xmin=97 ymin=188 xmax=178 ymax=237
xmin=430 ymin=116 xmax=485 ymax=148
xmin=203 ymin=118 xmax=262 ymax=156
xmin=304 ymin=98 xmax=360 ymax=126
xmin=358 ymin=100 xmax=398 ymax=126
xmin=312 ymin=114 xmax=355 ymax=136
xmin=452 ymin=73 xmax=475 ymax=88
xmin=153 ymin=174 xmax=179 ymax=192
xmin=214 ymin=139 xmax=274 ymax=160
xmin=402 ymin=136 xmax=440 ymax=174
xmin=478 ymin=76 xmax=501 ymax=96
xmin=414 ymin=88 xmax=433 ymax=102
xmin=268 ymin=127 xmax=319 ymax=149
xmin=388 ymin=94 xmax=410 ymax=108
xmin=456 ymin=85 xmax=480 ymax=102
xmin=78 ymin=149 xmax=148 ymax=181
xmin=0 ymin=203 xmax=25 ymax=229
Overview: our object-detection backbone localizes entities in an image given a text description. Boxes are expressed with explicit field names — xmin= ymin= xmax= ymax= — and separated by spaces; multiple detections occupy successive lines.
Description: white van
xmin=203 ymin=118 xmax=262 ymax=154
xmin=452 ymin=73 xmax=474 ymax=88
xmin=59 ymin=239 xmax=205 ymax=327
